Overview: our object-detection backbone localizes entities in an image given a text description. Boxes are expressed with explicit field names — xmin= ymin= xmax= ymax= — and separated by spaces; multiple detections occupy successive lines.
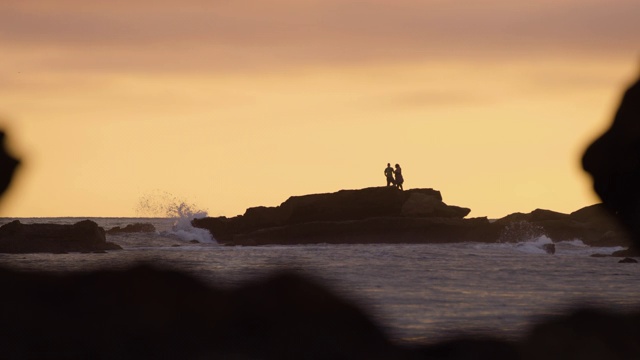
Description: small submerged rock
xmin=618 ymin=257 xmax=638 ymax=263
xmin=542 ymin=243 xmax=556 ymax=255
xmin=612 ymin=247 xmax=640 ymax=257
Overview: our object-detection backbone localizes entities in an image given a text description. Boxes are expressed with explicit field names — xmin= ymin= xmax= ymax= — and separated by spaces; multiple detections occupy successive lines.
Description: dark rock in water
xmin=189 ymin=240 xmax=200 ymax=244
xmin=612 ymin=247 xmax=640 ymax=257
xmin=232 ymin=216 xmax=498 ymax=246
xmin=106 ymin=222 xmax=156 ymax=235
xmin=542 ymin=243 xmax=556 ymax=254
xmin=618 ymin=257 xmax=638 ymax=263
xmin=193 ymin=186 xmax=630 ymax=247
xmin=492 ymin=205 xmax=631 ymax=247
xmin=193 ymin=187 xmax=475 ymax=245
xmin=0 ymin=220 xmax=122 ymax=254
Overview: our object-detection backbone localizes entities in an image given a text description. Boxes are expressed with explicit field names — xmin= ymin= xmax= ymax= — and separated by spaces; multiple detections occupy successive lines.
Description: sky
xmin=0 ymin=0 xmax=638 ymax=218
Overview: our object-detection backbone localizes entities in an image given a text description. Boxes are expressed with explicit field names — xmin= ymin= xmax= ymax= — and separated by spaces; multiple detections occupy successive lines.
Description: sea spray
xmin=497 ymin=221 xmax=552 ymax=254
xmin=136 ymin=191 xmax=216 ymax=243
xmin=497 ymin=221 xmax=546 ymax=243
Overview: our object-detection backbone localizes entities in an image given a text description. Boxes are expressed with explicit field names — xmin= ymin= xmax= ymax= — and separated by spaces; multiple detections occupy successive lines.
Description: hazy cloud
xmin=1 ymin=0 xmax=638 ymax=72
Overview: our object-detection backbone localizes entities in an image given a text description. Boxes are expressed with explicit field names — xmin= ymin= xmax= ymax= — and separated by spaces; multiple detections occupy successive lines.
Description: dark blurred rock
xmin=618 ymin=257 xmax=638 ymax=263
xmin=612 ymin=247 xmax=640 ymax=257
xmin=0 ymin=131 xmax=19 ymax=196
xmin=1 ymin=263 xmax=638 ymax=359
xmin=106 ymin=222 xmax=156 ymax=235
xmin=417 ymin=337 xmax=519 ymax=360
xmin=521 ymin=309 xmax=640 ymax=360
xmin=0 ymin=220 xmax=121 ymax=253
xmin=583 ymin=75 xmax=640 ymax=249
xmin=0 ymin=265 xmax=408 ymax=359
xmin=543 ymin=243 xmax=556 ymax=254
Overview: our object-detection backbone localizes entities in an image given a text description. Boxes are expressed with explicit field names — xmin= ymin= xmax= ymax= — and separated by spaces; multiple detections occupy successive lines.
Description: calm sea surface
xmin=1 ymin=217 xmax=639 ymax=344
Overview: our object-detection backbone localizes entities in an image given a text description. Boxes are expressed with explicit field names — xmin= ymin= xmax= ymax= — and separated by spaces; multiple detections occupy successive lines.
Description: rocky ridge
xmin=192 ymin=187 xmax=631 ymax=248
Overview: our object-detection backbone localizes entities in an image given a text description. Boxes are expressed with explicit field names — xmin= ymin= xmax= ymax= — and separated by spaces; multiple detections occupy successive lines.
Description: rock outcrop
xmin=192 ymin=187 xmax=484 ymax=245
xmin=193 ymin=187 xmax=631 ymax=247
xmin=0 ymin=220 xmax=122 ymax=253
xmin=492 ymin=204 xmax=631 ymax=247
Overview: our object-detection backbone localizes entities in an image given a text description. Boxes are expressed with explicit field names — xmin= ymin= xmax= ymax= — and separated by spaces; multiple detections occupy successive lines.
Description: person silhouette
xmin=394 ymin=164 xmax=404 ymax=190
xmin=384 ymin=163 xmax=395 ymax=186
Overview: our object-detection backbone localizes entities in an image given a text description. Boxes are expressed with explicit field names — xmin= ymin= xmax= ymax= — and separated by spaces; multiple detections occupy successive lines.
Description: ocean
xmin=1 ymin=216 xmax=639 ymax=345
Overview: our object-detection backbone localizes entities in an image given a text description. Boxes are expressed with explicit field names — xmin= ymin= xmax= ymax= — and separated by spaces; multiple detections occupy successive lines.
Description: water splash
xmin=513 ymin=235 xmax=554 ymax=254
xmin=136 ymin=191 xmax=216 ymax=244
xmin=498 ymin=221 xmax=546 ymax=243
xmin=495 ymin=221 xmax=552 ymax=254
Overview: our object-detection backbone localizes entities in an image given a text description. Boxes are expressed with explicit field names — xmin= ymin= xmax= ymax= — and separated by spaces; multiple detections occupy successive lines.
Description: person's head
xmin=395 ymin=164 xmax=400 ymax=168
xmin=387 ymin=163 xmax=390 ymax=167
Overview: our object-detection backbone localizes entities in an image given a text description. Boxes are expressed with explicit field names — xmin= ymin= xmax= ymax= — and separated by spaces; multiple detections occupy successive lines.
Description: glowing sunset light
xmin=0 ymin=0 xmax=638 ymax=218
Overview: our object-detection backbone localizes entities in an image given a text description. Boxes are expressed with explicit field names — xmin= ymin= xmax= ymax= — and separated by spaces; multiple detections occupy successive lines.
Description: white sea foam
xmin=476 ymin=235 xmax=624 ymax=256
xmin=167 ymin=204 xmax=214 ymax=243
xmin=513 ymin=235 xmax=554 ymax=254
xmin=136 ymin=191 xmax=216 ymax=244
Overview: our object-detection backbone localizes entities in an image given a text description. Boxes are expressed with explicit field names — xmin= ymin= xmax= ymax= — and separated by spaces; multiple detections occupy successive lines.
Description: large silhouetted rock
xmin=583 ymin=74 xmax=640 ymax=255
xmin=0 ymin=264 xmax=407 ymax=359
xmin=192 ymin=187 xmax=479 ymax=245
xmin=193 ymin=186 xmax=629 ymax=246
xmin=2 ymin=263 xmax=639 ymax=359
xmin=520 ymin=308 xmax=640 ymax=360
xmin=232 ymin=216 xmax=498 ymax=246
xmin=0 ymin=220 xmax=122 ymax=253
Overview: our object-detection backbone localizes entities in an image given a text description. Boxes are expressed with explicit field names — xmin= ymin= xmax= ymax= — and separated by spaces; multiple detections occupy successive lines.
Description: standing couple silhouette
xmin=384 ymin=163 xmax=404 ymax=190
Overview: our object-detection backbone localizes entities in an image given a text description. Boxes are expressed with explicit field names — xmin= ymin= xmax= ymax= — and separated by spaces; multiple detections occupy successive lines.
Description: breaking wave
xmin=136 ymin=191 xmax=216 ymax=244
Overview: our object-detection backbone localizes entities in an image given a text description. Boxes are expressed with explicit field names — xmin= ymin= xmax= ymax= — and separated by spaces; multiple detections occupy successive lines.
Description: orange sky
xmin=0 ymin=0 xmax=638 ymax=218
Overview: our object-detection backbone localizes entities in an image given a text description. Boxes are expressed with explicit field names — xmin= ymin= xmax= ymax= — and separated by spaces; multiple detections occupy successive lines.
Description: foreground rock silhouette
xmin=0 ymin=265 xmax=408 ymax=359
xmin=583 ymin=74 xmax=640 ymax=256
xmin=1 ymin=72 xmax=640 ymax=358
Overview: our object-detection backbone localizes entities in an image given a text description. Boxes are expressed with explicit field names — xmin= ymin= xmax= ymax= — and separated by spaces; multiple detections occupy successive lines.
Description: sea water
xmin=1 ymin=217 xmax=640 ymax=344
